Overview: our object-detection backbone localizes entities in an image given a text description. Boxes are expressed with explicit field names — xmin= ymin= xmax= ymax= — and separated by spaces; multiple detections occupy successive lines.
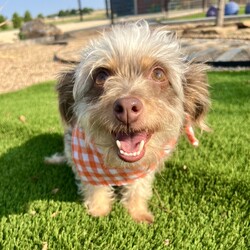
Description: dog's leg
xmin=84 ymin=185 xmax=114 ymax=217
xmin=122 ymin=172 xmax=155 ymax=223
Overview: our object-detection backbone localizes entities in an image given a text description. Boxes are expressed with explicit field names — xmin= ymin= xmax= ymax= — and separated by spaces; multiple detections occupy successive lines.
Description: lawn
xmin=167 ymin=5 xmax=246 ymax=20
xmin=0 ymin=71 xmax=249 ymax=249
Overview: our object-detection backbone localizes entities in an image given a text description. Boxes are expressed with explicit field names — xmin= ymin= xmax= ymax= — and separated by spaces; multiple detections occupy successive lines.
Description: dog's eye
xmin=151 ymin=68 xmax=167 ymax=82
xmin=95 ymin=70 xmax=110 ymax=85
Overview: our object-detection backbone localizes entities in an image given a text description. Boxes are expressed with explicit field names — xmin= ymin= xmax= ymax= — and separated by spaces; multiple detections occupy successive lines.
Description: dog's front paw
xmin=84 ymin=185 xmax=114 ymax=218
xmin=129 ymin=210 xmax=154 ymax=224
xmin=86 ymin=202 xmax=112 ymax=217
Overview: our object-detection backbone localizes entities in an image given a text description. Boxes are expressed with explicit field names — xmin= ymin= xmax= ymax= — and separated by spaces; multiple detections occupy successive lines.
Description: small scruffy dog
xmin=49 ymin=21 xmax=210 ymax=223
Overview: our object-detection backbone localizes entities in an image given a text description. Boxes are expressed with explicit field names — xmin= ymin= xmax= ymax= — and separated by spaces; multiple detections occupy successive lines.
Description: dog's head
xmin=57 ymin=21 xmax=210 ymax=167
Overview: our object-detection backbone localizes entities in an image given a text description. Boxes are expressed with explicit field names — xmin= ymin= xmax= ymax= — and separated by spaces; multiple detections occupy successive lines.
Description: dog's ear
xmin=56 ymin=68 xmax=76 ymax=126
xmin=183 ymin=63 xmax=210 ymax=130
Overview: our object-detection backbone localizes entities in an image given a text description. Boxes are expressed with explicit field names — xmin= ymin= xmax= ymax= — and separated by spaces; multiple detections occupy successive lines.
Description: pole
xmin=105 ymin=0 xmax=109 ymax=18
xmin=78 ymin=0 xmax=83 ymax=21
xmin=202 ymin=0 xmax=207 ymax=13
xmin=216 ymin=0 xmax=225 ymax=27
xmin=110 ymin=0 xmax=114 ymax=25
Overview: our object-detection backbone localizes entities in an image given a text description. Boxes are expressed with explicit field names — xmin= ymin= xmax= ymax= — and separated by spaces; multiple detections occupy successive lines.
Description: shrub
xmin=24 ymin=10 xmax=32 ymax=22
xmin=82 ymin=8 xmax=93 ymax=14
xmin=37 ymin=13 xmax=44 ymax=19
xmin=58 ymin=10 xmax=66 ymax=17
xmin=70 ymin=9 xmax=77 ymax=15
xmin=0 ymin=14 xmax=8 ymax=30
xmin=12 ymin=12 xmax=22 ymax=28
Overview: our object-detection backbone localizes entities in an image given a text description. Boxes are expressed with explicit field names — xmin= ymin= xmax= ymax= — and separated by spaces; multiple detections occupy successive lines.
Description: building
xmin=111 ymin=0 xmax=166 ymax=16
xmin=109 ymin=0 xmax=250 ymax=17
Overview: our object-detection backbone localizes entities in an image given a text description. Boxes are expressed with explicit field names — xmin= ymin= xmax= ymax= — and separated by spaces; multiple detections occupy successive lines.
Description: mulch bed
xmin=1 ymin=22 xmax=249 ymax=94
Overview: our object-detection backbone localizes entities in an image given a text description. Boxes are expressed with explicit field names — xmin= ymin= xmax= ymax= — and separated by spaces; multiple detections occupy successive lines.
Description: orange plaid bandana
xmin=185 ymin=115 xmax=199 ymax=147
xmin=71 ymin=127 xmax=172 ymax=186
xmin=71 ymin=117 xmax=197 ymax=186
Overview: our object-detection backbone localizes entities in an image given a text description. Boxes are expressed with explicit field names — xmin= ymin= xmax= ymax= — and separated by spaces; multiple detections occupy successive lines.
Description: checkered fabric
xmin=185 ymin=115 xmax=199 ymax=147
xmin=71 ymin=128 xmax=169 ymax=186
xmin=71 ymin=117 xmax=197 ymax=186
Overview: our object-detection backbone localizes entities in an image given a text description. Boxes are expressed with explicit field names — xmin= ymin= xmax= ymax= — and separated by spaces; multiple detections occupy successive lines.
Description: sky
xmin=0 ymin=0 xmax=105 ymax=19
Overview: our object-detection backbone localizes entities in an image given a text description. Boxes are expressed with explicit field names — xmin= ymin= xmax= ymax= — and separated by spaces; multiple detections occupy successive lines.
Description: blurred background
xmin=0 ymin=0 xmax=249 ymax=93
xmin=0 ymin=0 xmax=250 ymax=30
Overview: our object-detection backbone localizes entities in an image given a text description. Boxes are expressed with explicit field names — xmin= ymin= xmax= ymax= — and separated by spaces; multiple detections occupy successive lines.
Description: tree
xmin=65 ymin=10 xmax=70 ymax=16
xmin=58 ymin=10 xmax=66 ymax=17
xmin=82 ymin=8 xmax=93 ymax=14
xmin=12 ymin=12 xmax=22 ymax=28
xmin=37 ymin=13 xmax=44 ymax=19
xmin=0 ymin=14 xmax=8 ymax=30
xmin=216 ymin=0 xmax=225 ymax=27
xmin=70 ymin=9 xmax=77 ymax=15
xmin=24 ymin=10 xmax=32 ymax=22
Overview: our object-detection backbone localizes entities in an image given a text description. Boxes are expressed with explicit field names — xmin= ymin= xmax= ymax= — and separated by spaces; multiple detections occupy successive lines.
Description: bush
xmin=57 ymin=8 xmax=94 ymax=17
xmin=12 ymin=12 xmax=22 ymax=28
xmin=37 ymin=13 xmax=44 ymax=19
xmin=24 ymin=10 xmax=32 ymax=22
xmin=70 ymin=9 xmax=77 ymax=15
xmin=82 ymin=8 xmax=93 ymax=14
xmin=58 ymin=10 xmax=66 ymax=17
xmin=0 ymin=14 xmax=8 ymax=30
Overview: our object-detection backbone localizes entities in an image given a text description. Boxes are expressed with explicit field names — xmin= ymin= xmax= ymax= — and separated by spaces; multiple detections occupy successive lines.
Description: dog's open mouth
xmin=114 ymin=131 xmax=152 ymax=162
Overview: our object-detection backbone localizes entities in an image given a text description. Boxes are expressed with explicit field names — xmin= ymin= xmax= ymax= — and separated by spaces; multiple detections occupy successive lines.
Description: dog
xmin=48 ymin=21 xmax=210 ymax=223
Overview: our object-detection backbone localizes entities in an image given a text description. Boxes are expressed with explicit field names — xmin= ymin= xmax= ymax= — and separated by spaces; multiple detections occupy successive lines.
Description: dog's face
xmin=57 ymin=22 xmax=209 ymax=168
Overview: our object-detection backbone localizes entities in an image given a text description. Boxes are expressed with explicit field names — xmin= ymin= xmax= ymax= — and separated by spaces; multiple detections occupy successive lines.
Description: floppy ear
xmin=56 ymin=68 xmax=76 ymax=126
xmin=183 ymin=63 xmax=210 ymax=131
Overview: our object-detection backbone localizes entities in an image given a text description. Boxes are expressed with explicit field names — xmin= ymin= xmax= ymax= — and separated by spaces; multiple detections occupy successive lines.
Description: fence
xmin=105 ymin=0 xmax=249 ymax=23
xmin=108 ymin=0 xmax=206 ymax=17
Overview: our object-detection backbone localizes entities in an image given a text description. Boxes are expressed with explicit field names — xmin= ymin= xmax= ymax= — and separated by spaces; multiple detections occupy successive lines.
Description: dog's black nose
xmin=113 ymin=97 xmax=143 ymax=124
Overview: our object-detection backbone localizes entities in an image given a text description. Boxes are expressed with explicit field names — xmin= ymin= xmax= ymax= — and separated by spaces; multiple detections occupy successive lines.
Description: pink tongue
xmin=116 ymin=132 xmax=147 ymax=153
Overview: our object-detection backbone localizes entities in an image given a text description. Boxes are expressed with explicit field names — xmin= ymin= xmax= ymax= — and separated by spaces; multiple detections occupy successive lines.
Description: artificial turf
xmin=0 ymin=71 xmax=249 ymax=249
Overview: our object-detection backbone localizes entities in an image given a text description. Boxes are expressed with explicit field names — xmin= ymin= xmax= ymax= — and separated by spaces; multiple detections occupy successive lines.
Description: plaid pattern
xmin=71 ymin=128 xmax=166 ymax=186
xmin=185 ymin=115 xmax=199 ymax=147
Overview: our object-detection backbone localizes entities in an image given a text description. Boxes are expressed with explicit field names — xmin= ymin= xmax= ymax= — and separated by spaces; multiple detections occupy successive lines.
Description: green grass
xmin=0 ymin=71 xmax=250 ymax=249
xmin=47 ymin=12 xmax=107 ymax=25
xmin=167 ymin=5 xmax=246 ymax=20
xmin=0 ymin=11 xmax=107 ymax=32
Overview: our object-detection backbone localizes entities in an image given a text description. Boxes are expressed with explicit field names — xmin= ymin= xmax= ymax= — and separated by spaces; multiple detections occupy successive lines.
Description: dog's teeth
xmin=120 ymin=150 xmax=138 ymax=157
xmin=116 ymin=140 xmax=121 ymax=149
xmin=120 ymin=149 xmax=142 ymax=157
xmin=139 ymin=140 xmax=145 ymax=152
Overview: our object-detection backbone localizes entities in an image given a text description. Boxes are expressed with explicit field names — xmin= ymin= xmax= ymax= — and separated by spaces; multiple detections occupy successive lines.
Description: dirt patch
xmin=0 ymin=23 xmax=249 ymax=94
xmin=0 ymin=29 xmax=101 ymax=94
xmin=54 ymin=23 xmax=250 ymax=66
xmin=0 ymin=43 xmax=64 ymax=94
xmin=168 ymin=21 xmax=250 ymax=40
xmin=54 ymin=29 xmax=102 ymax=63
